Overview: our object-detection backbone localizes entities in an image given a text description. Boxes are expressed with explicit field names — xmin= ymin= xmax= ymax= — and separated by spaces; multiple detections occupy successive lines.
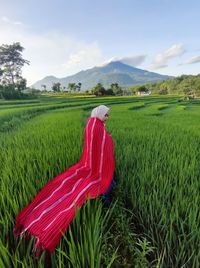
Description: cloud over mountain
xmin=108 ymin=55 xmax=147 ymax=67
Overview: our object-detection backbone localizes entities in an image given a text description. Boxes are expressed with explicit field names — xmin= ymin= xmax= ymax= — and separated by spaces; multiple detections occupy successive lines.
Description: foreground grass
xmin=0 ymin=95 xmax=199 ymax=267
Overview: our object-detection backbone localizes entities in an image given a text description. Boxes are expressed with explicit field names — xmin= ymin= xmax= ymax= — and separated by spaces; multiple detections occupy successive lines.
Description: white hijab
xmin=91 ymin=105 xmax=110 ymax=121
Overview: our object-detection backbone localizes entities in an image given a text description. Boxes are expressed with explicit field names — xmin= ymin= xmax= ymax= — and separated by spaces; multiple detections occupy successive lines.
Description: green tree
xmin=76 ymin=82 xmax=82 ymax=92
xmin=16 ymin=78 xmax=27 ymax=92
xmin=0 ymin=42 xmax=29 ymax=89
xmin=92 ymin=83 xmax=106 ymax=96
xmin=137 ymin=85 xmax=148 ymax=93
xmin=178 ymin=78 xmax=195 ymax=97
xmin=110 ymin=83 xmax=123 ymax=95
xmin=105 ymin=88 xmax=114 ymax=95
xmin=52 ymin=82 xmax=61 ymax=92
xmin=67 ymin=83 xmax=77 ymax=92
xmin=158 ymin=88 xmax=168 ymax=95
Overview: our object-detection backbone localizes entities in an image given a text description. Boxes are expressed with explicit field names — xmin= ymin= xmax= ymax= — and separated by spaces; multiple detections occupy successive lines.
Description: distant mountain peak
xmin=102 ymin=60 xmax=131 ymax=68
xmin=46 ymin=75 xmax=57 ymax=79
xmin=107 ymin=60 xmax=124 ymax=65
xmin=32 ymin=61 xmax=173 ymax=90
xmin=103 ymin=60 xmax=139 ymax=70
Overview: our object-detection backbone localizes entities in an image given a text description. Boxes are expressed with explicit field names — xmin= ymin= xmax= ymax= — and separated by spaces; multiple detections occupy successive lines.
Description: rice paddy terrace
xmin=0 ymin=94 xmax=199 ymax=267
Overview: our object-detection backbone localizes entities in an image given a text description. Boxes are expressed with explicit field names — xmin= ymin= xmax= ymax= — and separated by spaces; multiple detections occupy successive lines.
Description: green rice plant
xmin=57 ymin=198 xmax=117 ymax=268
xmin=108 ymin=101 xmax=200 ymax=267
xmin=134 ymin=237 xmax=155 ymax=268
xmin=128 ymin=102 xmax=146 ymax=110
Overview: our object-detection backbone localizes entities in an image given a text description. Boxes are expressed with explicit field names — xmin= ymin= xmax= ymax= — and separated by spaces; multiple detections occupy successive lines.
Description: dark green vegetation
xmin=0 ymin=95 xmax=199 ymax=267
xmin=0 ymin=42 xmax=31 ymax=100
xmin=131 ymin=74 xmax=200 ymax=96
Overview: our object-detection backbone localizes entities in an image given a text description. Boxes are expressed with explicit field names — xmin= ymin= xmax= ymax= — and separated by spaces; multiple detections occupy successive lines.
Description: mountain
xmin=32 ymin=61 xmax=173 ymax=91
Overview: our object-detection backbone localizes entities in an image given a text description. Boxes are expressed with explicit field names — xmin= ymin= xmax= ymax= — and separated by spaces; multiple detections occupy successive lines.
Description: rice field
xmin=0 ymin=94 xmax=199 ymax=267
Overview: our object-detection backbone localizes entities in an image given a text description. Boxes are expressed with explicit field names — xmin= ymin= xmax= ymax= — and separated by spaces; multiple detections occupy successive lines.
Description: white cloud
xmin=185 ymin=55 xmax=200 ymax=64
xmin=62 ymin=43 xmax=104 ymax=72
xmin=102 ymin=55 xmax=146 ymax=67
xmin=0 ymin=18 xmax=105 ymax=86
xmin=1 ymin=16 xmax=9 ymax=22
xmin=149 ymin=43 xmax=186 ymax=70
xmin=114 ymin=55 xmax=147 ymax=66
xmin=1 ymin=16 xmax=23 ymax=26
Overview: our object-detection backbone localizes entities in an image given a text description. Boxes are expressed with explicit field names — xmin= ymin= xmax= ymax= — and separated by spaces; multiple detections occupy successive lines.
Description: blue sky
xmin=0 ymin=0 xmax=200 ymax=85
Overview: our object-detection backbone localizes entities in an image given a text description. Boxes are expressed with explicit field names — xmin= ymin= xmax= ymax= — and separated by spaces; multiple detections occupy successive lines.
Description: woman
xmin=13 ymin=105 xmax=115 ymax=256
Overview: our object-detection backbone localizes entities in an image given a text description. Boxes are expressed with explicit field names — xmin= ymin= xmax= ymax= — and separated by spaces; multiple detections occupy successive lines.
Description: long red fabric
xmin=13 ymin=117 xmax=115 ymax=255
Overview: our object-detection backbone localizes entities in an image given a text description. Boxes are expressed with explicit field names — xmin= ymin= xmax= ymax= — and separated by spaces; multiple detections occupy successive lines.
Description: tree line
xmin=45 ymin=82 xmax=82 ymax=93
xmin=41 ymin=82 xmax=124 ymax=96
xmin=130 ymin=74 xmax=200 ymax=97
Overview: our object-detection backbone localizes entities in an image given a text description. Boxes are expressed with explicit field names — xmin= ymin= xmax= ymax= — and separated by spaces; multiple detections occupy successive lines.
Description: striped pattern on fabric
xmin=13 ymin=117 xmax=115 ymax=256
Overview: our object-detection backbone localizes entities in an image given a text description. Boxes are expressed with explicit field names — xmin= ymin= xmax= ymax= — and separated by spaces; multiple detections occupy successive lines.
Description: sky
xmin=0 ymin=0 xmax=200 ymax=86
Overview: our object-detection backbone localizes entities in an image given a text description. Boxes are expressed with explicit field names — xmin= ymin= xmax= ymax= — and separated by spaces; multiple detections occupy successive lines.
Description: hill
xmin=32 ymin=61 xmax=172 ymax=90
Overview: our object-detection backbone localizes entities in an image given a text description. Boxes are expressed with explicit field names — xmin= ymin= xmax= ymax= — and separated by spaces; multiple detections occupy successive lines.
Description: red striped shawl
xmin=13 ymin=117 xmax=115 ymax=255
